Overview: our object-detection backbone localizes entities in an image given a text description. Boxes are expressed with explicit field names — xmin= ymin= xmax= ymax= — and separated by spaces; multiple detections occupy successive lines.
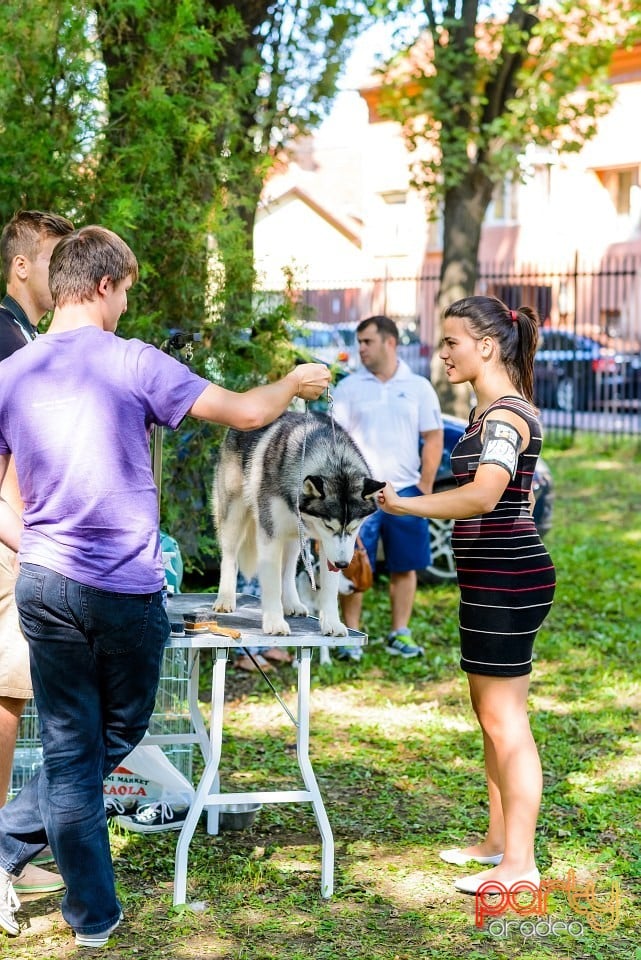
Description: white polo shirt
xmin=332 ymin=359 xmax=443 ymax=489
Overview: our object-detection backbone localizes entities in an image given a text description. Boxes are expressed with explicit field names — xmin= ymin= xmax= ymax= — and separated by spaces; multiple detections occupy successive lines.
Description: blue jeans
xmin=0 ymin=564 xmax=168 ymax=936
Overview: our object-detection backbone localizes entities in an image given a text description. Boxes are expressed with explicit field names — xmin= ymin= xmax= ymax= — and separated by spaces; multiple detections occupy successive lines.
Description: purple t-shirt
xmin=0 ymin=326 xmax=210 ymax=592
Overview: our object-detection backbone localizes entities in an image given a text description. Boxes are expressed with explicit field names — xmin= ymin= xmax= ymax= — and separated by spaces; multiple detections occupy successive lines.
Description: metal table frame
xmin=144 ymin=594 xmax=366 ymax=905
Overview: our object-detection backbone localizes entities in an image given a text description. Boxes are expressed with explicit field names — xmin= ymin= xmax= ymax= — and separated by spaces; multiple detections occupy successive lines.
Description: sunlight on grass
xmin=311 ymin=687 xmax=473 ymax=734
xmin=566 ymin=739 xmax=641 ymax=791
xmin=530 ymin=696 xmax=576 ymax=716
xmin=343 ymin=841 xmax=456 ymax=909
xmin=224 ymin=697 xmax=297 ymax=733
xmin=267 ymin=843 xmax=324 ymax=876
xmin=623 ymin=529 xmax=641 ymax=542
xmin=591 ymin=460 xmax=626 ymax=470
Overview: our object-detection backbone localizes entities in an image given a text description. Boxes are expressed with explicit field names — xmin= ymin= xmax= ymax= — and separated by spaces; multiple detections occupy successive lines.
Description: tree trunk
xmin=431 ymin=168 xmax=494 ymax=416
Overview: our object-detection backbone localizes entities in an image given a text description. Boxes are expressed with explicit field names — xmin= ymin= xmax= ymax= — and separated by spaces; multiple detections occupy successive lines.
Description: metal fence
xmin=295 ymin=255 xmax=641 ymax=442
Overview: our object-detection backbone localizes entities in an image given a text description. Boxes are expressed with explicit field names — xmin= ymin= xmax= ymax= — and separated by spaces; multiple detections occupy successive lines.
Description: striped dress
xmin=450 ymin=396 xmax=556 ymax=677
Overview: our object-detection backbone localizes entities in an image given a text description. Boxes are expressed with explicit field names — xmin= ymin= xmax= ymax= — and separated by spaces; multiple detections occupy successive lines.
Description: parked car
xmin=418 ymin=414 xmax=555 ymax=583
xmin=334 ymin=322 xmax=432 ymax=377
xmin=397 ymin=326 xmax=432 ymax=378
xmin=534 ymin=328 xmax=641 ymax=412
xmin=291 ymin=322 xmax=350 ymax=370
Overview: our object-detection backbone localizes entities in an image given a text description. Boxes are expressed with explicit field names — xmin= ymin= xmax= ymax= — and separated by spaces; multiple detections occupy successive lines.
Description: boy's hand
xmin=290 ymin=363 xmax=331 ymax=400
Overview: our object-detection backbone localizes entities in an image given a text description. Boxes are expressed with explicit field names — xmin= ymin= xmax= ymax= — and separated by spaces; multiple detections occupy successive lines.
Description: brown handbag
xmin=343 ymin=536 xmax=373 ymax=592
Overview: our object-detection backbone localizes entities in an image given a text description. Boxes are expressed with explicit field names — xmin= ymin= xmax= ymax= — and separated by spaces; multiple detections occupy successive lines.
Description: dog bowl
xmin=218 ymin=802 xmax=262 ymax=831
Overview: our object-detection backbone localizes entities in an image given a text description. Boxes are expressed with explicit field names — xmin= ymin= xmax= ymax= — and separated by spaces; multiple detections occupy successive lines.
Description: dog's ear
xmin=302 ymin=475 xmax=325 ymax=498
xmin=362 ymin=478 xmax=386 ymax=500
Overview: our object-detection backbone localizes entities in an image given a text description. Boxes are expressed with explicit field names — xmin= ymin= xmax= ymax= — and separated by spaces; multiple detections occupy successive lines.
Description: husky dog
xmin=212 ymin=411 xmax=384 ymax=636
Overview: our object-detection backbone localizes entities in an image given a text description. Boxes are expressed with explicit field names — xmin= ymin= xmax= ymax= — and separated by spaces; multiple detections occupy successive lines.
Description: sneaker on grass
xmin=335 ymin=646 xmax=363 ymax=663
xmin=75 ymin=911 xmax=123 ymax=948
xmin=0 ymin=867 xmax=20 ymax=937
xmin=13 ymin=863 xmax=65 ymax=894
xmin=385 ymin=629 xmax=424 ymax=658
xmin=116 ymin=801 xmax=188 ymax=833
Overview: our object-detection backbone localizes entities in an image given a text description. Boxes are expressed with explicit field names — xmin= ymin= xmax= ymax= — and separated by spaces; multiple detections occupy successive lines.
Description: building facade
xmin=254 ymin=43 xmax=641 ymax=347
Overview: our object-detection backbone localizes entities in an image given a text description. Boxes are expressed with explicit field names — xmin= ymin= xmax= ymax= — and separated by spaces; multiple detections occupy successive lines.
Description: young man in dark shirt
xmin=0 ymin=210 xmax=74 ymax=894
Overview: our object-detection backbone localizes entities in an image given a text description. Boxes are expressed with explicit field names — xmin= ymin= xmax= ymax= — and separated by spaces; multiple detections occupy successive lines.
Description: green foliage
xmin=0 ymin=0 xmax=100 ymax=222
xmin=90 ymin=0 xmax=246 ymax=316
xmin=89 ymin=0 xmax=384 ymax=332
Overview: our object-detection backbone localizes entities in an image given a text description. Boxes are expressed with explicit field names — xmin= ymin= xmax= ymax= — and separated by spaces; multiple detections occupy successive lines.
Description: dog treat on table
xmin=209 ymin=624 xmax=242 ymax=640
xmin=183 ymin=610 xmax=241 ymax=639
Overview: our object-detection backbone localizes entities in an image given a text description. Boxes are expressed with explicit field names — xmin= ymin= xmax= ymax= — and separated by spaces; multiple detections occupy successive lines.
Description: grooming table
xmin=145 ymin=593 xmax=366 ymax=904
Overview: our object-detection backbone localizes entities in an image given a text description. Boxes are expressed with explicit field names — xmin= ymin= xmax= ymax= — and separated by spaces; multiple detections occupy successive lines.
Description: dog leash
xmin=239 ymin=647 xmax=299 ymax=726
xmin=326 ymin=386 xmax=338 ymax=446
xmin=296 ymin=401 xmax=317 ymax=590
xmin=296 ymin=386 xmax=338 ymax=591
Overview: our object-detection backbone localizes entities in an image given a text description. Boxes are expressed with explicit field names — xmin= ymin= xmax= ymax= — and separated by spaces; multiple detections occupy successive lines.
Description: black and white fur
xmin=212 ymin=411 xmax=384 ymax=636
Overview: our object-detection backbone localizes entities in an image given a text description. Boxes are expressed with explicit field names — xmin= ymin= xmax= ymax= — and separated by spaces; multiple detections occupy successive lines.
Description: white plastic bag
xmin=103 ymin=743 xmax=195 ymax=807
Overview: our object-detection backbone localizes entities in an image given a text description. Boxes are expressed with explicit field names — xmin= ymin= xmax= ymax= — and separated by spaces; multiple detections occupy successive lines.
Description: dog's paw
xmin=283 ymin=600 xmax=309 ymax=618
xmin=213 ymin=594 xmax=236 ymax=613
xmin=262 ymin=613 xmax=292 ymax=636
xmin=319 ymin=613 xmax=348 ymax=637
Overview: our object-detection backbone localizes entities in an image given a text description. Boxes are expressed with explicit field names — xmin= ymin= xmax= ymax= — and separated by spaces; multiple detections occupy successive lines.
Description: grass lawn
xmin=4 ymin=437 xmax=640 ymax=959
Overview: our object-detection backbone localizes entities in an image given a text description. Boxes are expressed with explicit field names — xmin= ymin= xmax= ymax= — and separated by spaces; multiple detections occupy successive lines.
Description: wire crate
xmin=9 ymin=646 xmax=194 ymax=800
xmin=146 ymin=645 xmax=194 ymax=782
xmin=11 ymin=700 xmax=42 ymax=799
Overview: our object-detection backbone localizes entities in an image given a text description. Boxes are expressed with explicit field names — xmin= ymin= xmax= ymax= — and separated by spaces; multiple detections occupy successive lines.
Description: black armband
xmin=479 ymin=420 xmax=522 ymax=479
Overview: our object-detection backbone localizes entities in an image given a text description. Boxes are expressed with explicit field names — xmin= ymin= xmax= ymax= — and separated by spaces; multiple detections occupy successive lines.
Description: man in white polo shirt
xmin=332 ymin=315 xmax=443 ymax=659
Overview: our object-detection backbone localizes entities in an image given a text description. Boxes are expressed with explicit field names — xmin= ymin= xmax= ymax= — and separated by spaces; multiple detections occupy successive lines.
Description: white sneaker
xmin=104 ymin=797 xmax=137 ymax=819
xmin=75 ymin=911 xmax=123 ymax=947
xmin=0 ymin=867 xmax=20 ymax=937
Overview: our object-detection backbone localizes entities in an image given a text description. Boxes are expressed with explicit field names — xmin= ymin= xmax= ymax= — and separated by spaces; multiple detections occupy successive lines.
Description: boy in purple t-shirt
xmin=0 ymin=225 xmax=330 ymax=947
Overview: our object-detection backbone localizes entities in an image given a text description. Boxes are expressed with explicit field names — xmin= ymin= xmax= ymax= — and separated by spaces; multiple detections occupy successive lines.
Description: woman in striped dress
xmin=377 ymin=295 xmax=555 ymax=895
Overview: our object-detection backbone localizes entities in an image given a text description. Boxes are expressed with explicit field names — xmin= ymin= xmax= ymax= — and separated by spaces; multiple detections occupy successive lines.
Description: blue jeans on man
xmin=0 ymin=564 xmax=168 ymax=937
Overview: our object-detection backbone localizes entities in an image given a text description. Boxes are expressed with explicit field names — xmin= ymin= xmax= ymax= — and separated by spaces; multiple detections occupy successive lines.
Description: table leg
xmin=173 ymin=646 xmax=227 ymax=905
xmin=185 ymin=647 xmax=220 ymax=834
xmin=296 ymin=648 xmax=335 ymax=898
xmin=186 ymin=648 xmax=210 ymax=764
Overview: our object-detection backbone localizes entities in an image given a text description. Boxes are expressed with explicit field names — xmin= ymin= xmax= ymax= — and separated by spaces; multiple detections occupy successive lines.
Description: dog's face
xmin=299 ymin=474 xmax=384 ymax=568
